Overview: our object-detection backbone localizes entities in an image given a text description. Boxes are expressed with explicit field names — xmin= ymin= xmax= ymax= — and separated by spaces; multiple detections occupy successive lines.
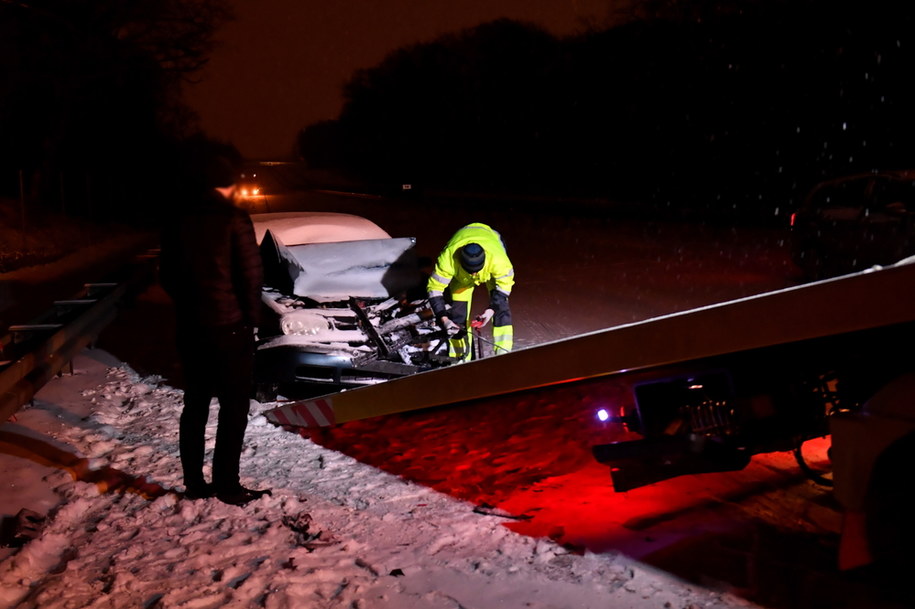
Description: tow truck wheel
xmin=866 ymin=432 xmax=915 ymax=570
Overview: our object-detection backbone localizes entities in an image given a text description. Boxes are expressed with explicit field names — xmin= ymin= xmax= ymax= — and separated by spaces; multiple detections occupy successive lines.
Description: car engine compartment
xmin=254 ymin=225 xmax=456 ymax=398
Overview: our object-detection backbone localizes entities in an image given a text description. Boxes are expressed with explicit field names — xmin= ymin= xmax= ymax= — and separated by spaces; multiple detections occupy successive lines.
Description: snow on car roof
xmin=250 ymin=211 xmax=391 ymax=245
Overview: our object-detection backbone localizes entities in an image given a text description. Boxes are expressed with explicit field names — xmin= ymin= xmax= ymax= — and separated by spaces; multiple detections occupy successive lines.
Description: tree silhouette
xmin=336 ymin=19 xmax=558 ymax=190
xmin=302 ymin=2 xmax=915 ymax=221
xmin=0 ymin=0 xmax=232 ymax=218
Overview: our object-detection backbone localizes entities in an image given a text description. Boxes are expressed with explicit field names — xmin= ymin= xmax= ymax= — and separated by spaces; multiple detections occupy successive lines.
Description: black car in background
xmin=790 ymin=170 xmax=915 ymax=280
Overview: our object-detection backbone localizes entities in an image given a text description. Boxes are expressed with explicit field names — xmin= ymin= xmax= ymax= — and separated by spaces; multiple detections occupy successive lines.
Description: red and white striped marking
xmin=266 ymin=397 xmax=336 ymax=428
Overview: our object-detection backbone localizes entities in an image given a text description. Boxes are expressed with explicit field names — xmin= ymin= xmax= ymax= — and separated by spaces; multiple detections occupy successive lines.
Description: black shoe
xmin=216 ymin=486 xmax=272 ymax=506
xmin=184 ymin=483 xmax=216 ymax=500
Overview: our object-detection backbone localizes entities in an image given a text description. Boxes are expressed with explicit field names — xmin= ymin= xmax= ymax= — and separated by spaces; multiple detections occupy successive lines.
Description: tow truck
xmin=262 ymin=244 xmax=915 ymax=571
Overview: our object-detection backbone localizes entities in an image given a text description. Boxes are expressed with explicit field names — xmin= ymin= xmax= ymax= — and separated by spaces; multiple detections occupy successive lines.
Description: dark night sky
xmin=183 ymin=0 xmax=611 ymax=160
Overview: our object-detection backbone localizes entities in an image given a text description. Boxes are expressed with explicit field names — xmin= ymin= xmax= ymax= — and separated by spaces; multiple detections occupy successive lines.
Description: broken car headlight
xmin=280 ymin=311 xmax=330 ymax=336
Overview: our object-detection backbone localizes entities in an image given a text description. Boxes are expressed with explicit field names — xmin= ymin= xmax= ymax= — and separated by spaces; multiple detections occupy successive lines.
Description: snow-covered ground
xmin=0 ymin=349 xmax=760 ymax=609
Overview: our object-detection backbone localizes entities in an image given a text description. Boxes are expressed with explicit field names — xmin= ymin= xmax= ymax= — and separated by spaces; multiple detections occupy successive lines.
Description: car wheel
xmin=255 ymin=382 xmax=279 ymax=403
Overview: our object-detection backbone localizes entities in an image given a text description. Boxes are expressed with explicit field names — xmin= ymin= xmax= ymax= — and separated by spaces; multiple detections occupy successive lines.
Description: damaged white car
xmin=252 ymin=212 xmax=454 ymax=400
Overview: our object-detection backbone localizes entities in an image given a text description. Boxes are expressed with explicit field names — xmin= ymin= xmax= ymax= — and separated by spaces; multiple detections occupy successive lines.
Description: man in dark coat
xmin=159 ymin=140 xmax=269 ymax=506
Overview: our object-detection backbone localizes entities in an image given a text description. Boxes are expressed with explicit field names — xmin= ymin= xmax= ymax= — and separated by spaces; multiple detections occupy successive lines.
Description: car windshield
xmin=809 ymin=179 xmax=869 ymax=212
xmin=872 ymin=177 xmax=915 ymax=213
xmin=805 ymin=179 xmax=870 ymax=222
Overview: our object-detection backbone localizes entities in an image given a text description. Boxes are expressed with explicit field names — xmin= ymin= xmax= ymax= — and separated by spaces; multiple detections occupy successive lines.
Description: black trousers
xmin=176 ymin=322 xmax=254 ymax=492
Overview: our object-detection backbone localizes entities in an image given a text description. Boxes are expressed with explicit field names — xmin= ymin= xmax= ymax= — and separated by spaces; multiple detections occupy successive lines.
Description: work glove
xmin=440 ymin=316 xmax=461 ymax=337
xmin=471 ymin=308 xmax=495 ymax=329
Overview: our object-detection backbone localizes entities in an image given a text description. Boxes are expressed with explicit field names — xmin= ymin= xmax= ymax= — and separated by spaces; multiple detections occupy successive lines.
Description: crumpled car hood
xmin=260 ymin=229 xmax=420 ymax=301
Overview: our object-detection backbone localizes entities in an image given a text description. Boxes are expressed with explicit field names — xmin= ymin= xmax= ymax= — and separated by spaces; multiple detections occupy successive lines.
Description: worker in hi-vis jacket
xmin=427 ymin=222 xmax=515 ymax=360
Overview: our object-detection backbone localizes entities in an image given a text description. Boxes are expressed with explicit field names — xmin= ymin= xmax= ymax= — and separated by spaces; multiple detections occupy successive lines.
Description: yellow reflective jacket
xmin=427 ymin=223 xmax=515 ymax=299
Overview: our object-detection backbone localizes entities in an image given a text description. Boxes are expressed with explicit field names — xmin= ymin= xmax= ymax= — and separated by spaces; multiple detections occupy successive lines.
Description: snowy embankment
xmin=0 ymin=350 xmax=755 ymax=609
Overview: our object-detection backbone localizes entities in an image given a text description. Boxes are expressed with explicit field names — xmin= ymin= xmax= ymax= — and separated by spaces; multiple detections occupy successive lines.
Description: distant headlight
xmin=239 ymin=185 xmax=261 ymax=198
xmin=281 ymin=311 xmax=330 ymax=336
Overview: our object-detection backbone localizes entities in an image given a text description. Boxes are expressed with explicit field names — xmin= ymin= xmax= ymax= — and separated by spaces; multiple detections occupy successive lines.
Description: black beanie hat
xmin=460 ymin=243 xmax=485 ymax=272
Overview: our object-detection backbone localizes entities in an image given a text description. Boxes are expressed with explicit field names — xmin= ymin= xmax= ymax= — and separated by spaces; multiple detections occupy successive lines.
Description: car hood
xmin=260 ymin=229 xmax=420 ymax=301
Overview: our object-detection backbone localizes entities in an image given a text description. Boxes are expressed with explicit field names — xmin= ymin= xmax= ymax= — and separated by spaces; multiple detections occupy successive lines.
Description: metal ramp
xmin=265 ymin=260 xmax=915 ymax=429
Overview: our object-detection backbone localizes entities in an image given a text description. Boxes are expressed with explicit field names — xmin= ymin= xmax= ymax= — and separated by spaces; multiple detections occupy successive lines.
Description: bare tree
xmin=0 ymin=0 xmax=234 ymax=214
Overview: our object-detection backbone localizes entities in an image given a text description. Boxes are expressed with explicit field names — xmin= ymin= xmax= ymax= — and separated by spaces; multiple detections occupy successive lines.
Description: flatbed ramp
xmin=265 ymin=260 xmax=915 ymax=429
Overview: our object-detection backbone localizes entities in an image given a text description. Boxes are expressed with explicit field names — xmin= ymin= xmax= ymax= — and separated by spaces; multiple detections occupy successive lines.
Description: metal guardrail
xmin=0 ymin=249 xmax=156 ymax=424
xmin=0 ymin=282 xmax=126 ymax=423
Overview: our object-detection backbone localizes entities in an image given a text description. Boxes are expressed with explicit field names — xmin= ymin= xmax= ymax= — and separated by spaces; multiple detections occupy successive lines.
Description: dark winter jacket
xmin=160 ymin=189 xmax=263 ymax=329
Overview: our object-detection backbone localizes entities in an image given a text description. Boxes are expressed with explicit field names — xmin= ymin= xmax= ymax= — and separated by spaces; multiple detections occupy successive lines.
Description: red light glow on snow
xmin=302 ymin=376 xmax=834 ymax=561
